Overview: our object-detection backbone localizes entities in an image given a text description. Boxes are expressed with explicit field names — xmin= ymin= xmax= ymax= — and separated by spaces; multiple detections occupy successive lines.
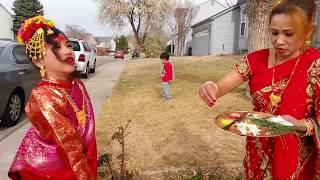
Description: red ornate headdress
xmin=17 ymin=16 xmax=55 ymax=60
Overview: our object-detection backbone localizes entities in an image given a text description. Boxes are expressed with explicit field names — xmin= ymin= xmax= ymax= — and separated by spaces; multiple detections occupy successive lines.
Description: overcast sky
xmin=1 ymin=0 xmax=238 ymax=37
xmin=1 ymin=0 xmax=118 ymax=37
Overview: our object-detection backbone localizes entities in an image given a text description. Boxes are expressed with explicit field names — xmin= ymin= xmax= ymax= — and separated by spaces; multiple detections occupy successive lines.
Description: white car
xmin=69 ymin=38 xmax=96 ymax=78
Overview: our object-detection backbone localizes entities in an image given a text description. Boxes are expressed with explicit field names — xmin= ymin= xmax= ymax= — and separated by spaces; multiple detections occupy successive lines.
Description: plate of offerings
xmin=215 ymin=111 xmax=297 ymax=137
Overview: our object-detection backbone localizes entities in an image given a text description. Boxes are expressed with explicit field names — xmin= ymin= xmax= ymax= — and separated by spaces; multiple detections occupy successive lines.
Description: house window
xmin=240 ymin=8 xmax=247 ymax=37
xmin=240 ymin=22 xmax=246 ymax=36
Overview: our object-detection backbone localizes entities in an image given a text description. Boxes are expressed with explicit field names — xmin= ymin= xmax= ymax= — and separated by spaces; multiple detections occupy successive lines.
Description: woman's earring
xmin=40 ymin=67 xmax=46 ymax=77
xmin=306 ymin=40 xmax=311 ymax=47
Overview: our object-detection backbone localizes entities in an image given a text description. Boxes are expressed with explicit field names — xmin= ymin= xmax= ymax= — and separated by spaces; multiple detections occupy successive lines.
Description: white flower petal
xmin=269 ymin=116 xmax=293 ymax=126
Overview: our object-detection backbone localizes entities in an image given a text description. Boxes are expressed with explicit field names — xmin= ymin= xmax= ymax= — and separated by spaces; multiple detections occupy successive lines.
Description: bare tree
xmin=97 ymin=0 xmax=173 ymax=47
xmin=65 ymin=24 xmax=97 ymax=47
xmin=173 ymin=1 xmax=198 ymax=56
xmin=65 ymin=24 xmax=91 ymax=40
xmin=246 ymin=0 xmax=275 ymax=52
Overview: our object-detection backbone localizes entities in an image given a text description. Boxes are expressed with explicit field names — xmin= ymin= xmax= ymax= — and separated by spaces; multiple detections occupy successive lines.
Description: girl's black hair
xmin=43 ymin=27 xmax=68 ymax=58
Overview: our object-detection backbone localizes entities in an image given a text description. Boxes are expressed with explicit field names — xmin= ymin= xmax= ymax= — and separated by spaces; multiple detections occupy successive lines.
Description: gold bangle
xmin=303 ymin=121 xmax=309 ymax=136
xmin=303 ymin=118 xmax=314 ymax=136
xmin=210 ymin=82 xmax=219 ymax=93
xmin=308 ymin=118 xmax=314 ymax=135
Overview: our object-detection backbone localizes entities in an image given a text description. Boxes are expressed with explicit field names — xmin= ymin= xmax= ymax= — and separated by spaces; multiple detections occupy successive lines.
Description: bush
xmin=98 ymin=120 xmax=139 ymax=179
xmin=144 ymin=36 xmax=166 ymax=58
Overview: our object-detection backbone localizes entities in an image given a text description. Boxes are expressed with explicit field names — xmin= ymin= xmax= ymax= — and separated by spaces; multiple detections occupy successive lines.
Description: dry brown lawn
xmin=96 ymin=55 xmax=253 ymax=179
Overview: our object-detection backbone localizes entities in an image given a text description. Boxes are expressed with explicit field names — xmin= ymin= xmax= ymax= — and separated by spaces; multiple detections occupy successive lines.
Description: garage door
xmin=192 ymin=29 xmax=210 ymax=56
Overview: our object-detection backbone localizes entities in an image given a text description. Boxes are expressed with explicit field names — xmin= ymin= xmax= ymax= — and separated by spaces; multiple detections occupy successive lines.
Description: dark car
xmin=132 ymin=50 xmax=140 ymax=59
xmin=0 ymin=41 xmax=40 ymax=127
xmin=115 ymin=51 xmax=124 ymax=59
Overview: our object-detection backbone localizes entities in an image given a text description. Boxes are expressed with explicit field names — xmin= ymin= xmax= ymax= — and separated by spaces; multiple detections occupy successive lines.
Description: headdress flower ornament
xmin=17 ymin=16 xmax=55 ymax=60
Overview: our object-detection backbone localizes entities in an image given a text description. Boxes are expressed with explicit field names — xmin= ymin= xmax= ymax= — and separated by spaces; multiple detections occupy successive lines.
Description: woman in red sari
xmin=199 ymin=0 xmax=320 ymax=179
xmin=8 ymin=16 xmax=97 ymax=180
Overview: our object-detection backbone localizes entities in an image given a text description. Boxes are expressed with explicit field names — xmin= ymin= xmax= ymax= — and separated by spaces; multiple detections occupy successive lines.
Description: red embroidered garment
xmin=8 ymin=77 xmax=97 ymax=180
xmin=235 ymin=48 xmax=320 ymax=179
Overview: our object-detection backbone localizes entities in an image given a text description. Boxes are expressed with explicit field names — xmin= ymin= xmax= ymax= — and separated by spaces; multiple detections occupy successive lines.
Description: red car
xmin=114 ymin=51 xmax=124 ymax=59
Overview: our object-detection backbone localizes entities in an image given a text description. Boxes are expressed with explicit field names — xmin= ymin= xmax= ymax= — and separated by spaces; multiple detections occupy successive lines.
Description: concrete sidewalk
xmin=0 ymin=60 xmax=125 ymax=179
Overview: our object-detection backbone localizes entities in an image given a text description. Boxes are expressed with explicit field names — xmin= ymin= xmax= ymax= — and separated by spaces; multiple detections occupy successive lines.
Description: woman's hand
xmin=281 ymin=115 xmax=307 ymax=133
xmin=199 ymin=81 xmax=218 ymax=107
xmin=198 ymin=70 xmax=246 ymax=108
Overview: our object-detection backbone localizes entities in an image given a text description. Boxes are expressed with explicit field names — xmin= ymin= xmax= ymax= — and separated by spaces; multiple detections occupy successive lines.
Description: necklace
xmin=269 ymin=54 xmax=301 ymax=112
xmin=59 ymin=82 xmax=87 ymax=127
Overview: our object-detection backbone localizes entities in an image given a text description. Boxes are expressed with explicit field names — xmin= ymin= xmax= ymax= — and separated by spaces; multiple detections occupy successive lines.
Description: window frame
xmin=0 ymin=47 xmax=4 ymax=55
xmin=83 ymin=42 xmax=91 ymax=52
xmin=11 ymin=45 xmax=31 ymax=65
xmin=240 ymin=8 xmax=247 ymax=37
xmin=70 ymin=41 xmax=81 ymax=51
xmin=240 ymin=22 xmax=246 ymax=37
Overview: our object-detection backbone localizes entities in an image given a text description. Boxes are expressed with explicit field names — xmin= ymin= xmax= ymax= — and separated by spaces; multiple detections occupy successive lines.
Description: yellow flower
xmin=220 ymin=119 xmax=234 ymax=126
xmin=17 ymin=36 xmax=24 ymax=44
xmin=46 ymin=20 xmax=55 ymax=27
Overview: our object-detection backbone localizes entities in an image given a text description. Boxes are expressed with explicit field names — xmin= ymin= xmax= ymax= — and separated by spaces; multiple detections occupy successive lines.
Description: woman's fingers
xmin=281 ymin=115 xmax=296 ymax=121
xmin=199 ymin=89 xmax=212 ymax=106
xmin=199 ymin=82 xmax=217 ymax=107
xmin=205 ymin=83 xmax=217 ymax=102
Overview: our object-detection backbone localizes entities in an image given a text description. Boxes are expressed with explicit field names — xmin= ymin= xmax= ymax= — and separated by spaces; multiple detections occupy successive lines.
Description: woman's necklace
xmin=58 ymin=82 xmax=87 ymax=127
xmin=270 ymin=54 xmax=301 ymax=112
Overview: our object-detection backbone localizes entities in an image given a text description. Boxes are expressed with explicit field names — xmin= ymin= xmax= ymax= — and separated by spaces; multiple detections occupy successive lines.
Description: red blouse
xmin=234 ymin=48 xmax=320 ymax=179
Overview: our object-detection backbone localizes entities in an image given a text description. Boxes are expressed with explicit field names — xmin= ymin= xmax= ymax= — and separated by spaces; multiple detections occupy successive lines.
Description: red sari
xmin=8 ymin=77 xmax=97 ymax=180
xmin=234 ymin=48 xmax=320 ymax=179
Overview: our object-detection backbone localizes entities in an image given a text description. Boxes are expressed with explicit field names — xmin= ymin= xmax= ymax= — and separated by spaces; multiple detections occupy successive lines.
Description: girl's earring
xmin=40 ymin=67 xmax=46 ymax=77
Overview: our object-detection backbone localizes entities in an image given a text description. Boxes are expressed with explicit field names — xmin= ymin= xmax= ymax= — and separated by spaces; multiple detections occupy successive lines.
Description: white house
xmin=94 ymin=36 xmax=116 ymax=55
xmin=191 ymin=4 xmax=241 ymax=55
xmin=169 ymin=0 xmax=228 ymax=55
xmin=192 ymin=0 xmax=228 ymax=25
xmin=0 ymin=3 xmax=14 ymax=40
xmin=191 ymin=0 xmax=320 ymax=56
xmin=95 ymin=37 xmax=116 ymax=51
xmin=86 ymin=34 xmax=98 ymax=48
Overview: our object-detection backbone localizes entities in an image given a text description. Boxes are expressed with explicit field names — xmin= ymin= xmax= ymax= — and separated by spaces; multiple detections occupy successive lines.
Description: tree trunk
xmin=177 ymin=32 xmax=187 ymax=56
xmin=127 ymin=13 xmax=144 ymax=48
xmin=246 ymin=0 xmax=275 ymax=52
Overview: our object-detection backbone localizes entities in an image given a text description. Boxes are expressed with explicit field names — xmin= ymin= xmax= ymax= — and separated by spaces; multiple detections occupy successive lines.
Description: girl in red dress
xmin=199 ymin=0 xmax=320 ymax=179
xmin=8 ymin=16 xmax=97 ymax=180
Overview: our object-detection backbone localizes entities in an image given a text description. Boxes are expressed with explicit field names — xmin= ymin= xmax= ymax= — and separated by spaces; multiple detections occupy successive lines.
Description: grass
xmin=96 ymin=55 xmax=253 ymax=179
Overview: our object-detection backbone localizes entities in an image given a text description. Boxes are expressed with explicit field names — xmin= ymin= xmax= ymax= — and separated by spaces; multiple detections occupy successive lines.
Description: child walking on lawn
xmin=160 ymin=52 xmax=173 ymax=101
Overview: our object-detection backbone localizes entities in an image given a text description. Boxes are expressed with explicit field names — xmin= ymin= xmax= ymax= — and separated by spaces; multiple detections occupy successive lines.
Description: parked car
xmin=69 ymin=38 xmax=96 ymax=78
xmin=114 ymin=51 xmax=124 ymax=59
xmin=108 ymin=51 xmax=115 ymax=56
xmin=0 ymin=41 xmax=41 ymax=127
xmin=131 ymin=49 xmax=140 ymax=59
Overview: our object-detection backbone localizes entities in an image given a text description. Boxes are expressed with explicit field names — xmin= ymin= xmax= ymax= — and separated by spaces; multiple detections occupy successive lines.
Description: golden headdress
xmin=17 ymin=16 xmax=55 ymax=60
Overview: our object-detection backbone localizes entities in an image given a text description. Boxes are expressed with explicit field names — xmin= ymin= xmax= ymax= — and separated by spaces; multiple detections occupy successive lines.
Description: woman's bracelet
xmin=209 ymin=82 xmax=219 ymax=94
xmin=303 ymin=118 xmax=314 ymax=136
